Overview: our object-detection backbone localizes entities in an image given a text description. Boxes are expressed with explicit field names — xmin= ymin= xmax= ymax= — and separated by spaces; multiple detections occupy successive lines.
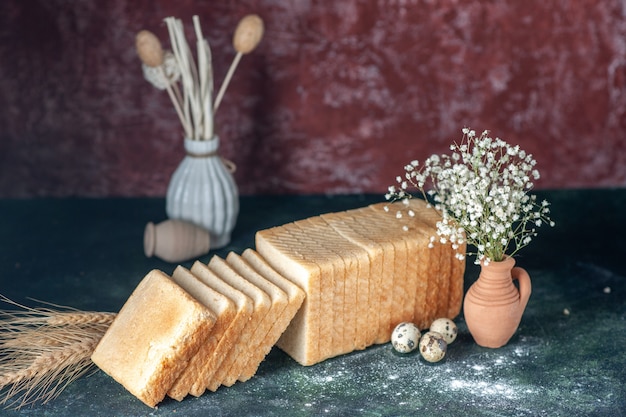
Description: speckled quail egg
xmin=429 ymin=318 xmax=458 ymax=344
xmin=419 ymin=331 xmax=448 ymax=362
xmin=391 ymin=322 xmax=421 ymax=353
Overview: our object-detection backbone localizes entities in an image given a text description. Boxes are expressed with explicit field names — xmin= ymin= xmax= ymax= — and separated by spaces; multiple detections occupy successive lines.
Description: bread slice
xmin=167 ymin=266 xmax=236 ymax=401
xmin=385 ymin=199 xmax=467 ymax=328
xmin=255 ymin=226 xmax=321 ymax=366
xmin=225 ymin=251 xmax=289 ymax=381
xmin=406 ymin=198 xmax=466 ymax=319
xmin=188 ymin=261 xmax=253 ymax=396
xmin=280 ymin=219 xmax=348 ymax=356
xmin=329 ymin=209 xmax=396 ymax=344
xmin=91 ymin=269 xmax=216 ymax=408
xmin=295 ymin=216 xmax=371 ymax=352
xmin=339 ymin=205 xmax=407 ymax=339
xmin=320 ymin=211 xmax=384 ymax=345
xmin=207 ymin=255 xmax=271 ymax=390
xmin=239 ymin=248 xmax=305 ymax=380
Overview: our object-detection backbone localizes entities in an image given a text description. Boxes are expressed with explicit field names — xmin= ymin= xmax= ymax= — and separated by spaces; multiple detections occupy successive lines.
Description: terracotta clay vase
xmin=463 ymin=256 xmax=531 ymax=348
xmin=144 ymin=219 xmax=211 ymax=263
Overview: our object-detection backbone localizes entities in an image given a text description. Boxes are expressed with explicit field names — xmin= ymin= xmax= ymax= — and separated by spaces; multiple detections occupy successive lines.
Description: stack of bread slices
xmin=91 ymin=200 xmax=465 ymax=407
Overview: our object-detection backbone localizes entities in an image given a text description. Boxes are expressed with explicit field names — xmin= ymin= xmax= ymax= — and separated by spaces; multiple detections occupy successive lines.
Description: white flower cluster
xmin=386 ymin=128 xmax=555 ymax=264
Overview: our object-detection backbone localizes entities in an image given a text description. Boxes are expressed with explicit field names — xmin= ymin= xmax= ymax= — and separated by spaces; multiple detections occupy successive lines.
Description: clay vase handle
xmin=512 ymin=266 xmax=532 ymax=313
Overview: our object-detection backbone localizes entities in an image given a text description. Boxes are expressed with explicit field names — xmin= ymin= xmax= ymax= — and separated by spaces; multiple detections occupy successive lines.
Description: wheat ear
xmin=0 ymin=296 xmax=116 ymax=409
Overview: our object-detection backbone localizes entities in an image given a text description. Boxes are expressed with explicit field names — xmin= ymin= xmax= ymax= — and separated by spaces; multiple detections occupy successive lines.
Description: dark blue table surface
xmin=1 ymin=190 xmax=624 ymax=416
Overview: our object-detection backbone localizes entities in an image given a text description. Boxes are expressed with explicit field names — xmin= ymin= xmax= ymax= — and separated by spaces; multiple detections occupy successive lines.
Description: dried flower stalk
xmin=136 ymin=14 xmax=264 ymax=140
xmin=0 ymin=296 xmax=115 ymax=409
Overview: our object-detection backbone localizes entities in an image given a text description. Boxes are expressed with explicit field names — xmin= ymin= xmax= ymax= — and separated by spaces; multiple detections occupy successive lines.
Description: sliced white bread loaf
xmin=91 ymin=270 xmax=216 ymax=408
xmin=188 ymin=261 xmax=253 ymax=396
xmin=255 ymin=201 xmax=465 ymax=365
xmin=93 ymin=199 xmax=466 ymax=408
xmin=239 ymin=249 xmax=305 ymax=381
xmin=207 ymin=255 xmax=271 ymax=390
xmin=167 ymin=266 xmax=236 ymax=401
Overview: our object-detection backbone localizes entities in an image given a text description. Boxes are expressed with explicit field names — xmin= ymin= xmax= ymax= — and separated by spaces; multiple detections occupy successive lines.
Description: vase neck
xmin=470 ymin=256 xmax=520 ymax=305
xmin=480 ymin=256 xmax=515 ymax=279
xmin=184 ymin=137 xmax=219 ymax=156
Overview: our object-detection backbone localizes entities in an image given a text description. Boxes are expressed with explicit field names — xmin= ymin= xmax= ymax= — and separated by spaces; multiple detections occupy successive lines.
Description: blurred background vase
xmin=166 ymin=136 xmax=238 ymax=249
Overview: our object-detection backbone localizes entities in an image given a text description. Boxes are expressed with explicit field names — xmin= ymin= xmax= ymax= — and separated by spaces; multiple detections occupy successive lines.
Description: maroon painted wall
xmin=0 ymin=0 xmax=625 ymax=197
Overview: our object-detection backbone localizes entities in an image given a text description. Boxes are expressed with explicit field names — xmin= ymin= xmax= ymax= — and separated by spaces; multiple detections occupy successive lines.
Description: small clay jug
xmin=144 ymin=219 xmax=211 ymax=263
xmin=463 ymin=256 xmax=531 ymax=348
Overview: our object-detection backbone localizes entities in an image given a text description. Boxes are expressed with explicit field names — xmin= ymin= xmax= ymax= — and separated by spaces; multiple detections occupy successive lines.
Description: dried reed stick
xmin=213 ymin=15 xmax=264 ymax=112
xmin=166 ymin=16 xmax=207 ymax=141
xmin=0 ymin=296 xmax=115 ymax=409
xmin=163 ymin=15 xmax=218 ymax=141
xmin=193 ymin=15 xmax=214 ymax=140
xmin=136 ymin=30 xmax=192 ymax=138
xmin=139 ymin=15 xmax=262 ymax=140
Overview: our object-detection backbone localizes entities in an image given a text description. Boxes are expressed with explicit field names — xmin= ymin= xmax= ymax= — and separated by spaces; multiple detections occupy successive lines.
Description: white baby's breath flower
xmin=386 ymin=127 xmax=555 ymax=263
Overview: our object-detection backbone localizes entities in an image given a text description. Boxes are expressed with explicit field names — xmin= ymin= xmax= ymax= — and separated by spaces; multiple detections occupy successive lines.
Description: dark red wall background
xmin=1 ymin=0 xmax=625 ymax=198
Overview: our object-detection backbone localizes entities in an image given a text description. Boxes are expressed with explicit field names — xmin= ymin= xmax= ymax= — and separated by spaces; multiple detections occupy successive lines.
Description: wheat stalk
xmin=46 ymin=312 xmax=116 ymax=327
xmin=0 ymin=296 xmax=115 ymax=409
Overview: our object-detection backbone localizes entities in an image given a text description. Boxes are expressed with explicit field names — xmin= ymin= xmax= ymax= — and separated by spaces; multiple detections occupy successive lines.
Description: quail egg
xmin=429 ymin=318 xmax=458 ymax=344
xmin=391 ymin=322 xmax=421 ymax=353
xmin=419 ymin=331 xmax=447 ymax=362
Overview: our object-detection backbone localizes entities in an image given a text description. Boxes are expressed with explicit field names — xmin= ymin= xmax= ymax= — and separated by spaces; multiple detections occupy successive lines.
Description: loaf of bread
xmin=91 ymin=270 xmax=216 ymax=407
xmin=92 ymin=199 xmax=464 ymax=406
xmin=256 ymin=200 xmax=465 ymax=366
